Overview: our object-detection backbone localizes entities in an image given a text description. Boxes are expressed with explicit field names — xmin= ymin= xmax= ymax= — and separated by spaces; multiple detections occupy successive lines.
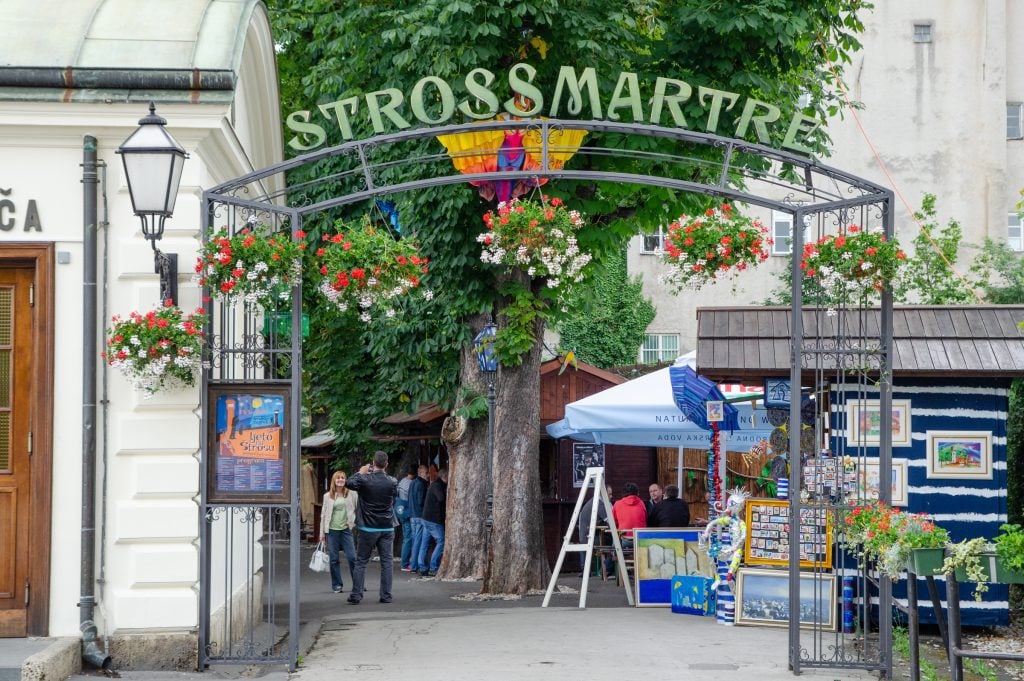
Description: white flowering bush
xmin=315 ymin=219 xmax=432 ymax=323
xmin=103 ymin=302 xmax=207 ymax=397
xmin=194 ymin=225 xmax=305 ymax=307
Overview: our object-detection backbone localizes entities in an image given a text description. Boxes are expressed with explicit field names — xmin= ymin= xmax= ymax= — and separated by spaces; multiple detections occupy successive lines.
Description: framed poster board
xmin=571 ymin=443 xmax=604 ymax=488
xmin=734 ymin=568 xmax=836 ymax=631
xmin=634 ymin=528 xmax=714 ymax=607
xmin=743 ymin=498 xmax=833 ymax=569
xmin=926 ymin=431 xmax=993 ymax=480
xmin=859 ymin=457 xmax=909 ymax=506
xmin=207 ymin=384 xmax=291 ymax=504
xmin=846 ymin=399 xmax=912 ymax=447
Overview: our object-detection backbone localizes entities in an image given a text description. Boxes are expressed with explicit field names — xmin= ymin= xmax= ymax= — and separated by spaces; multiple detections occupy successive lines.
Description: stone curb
xmin=20 ymin=638 xmax=79 ymax=681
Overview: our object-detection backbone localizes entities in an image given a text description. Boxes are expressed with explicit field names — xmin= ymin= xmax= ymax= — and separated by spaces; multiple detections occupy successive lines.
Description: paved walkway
xmin=67 ymin=558 xmax=878 ymax=680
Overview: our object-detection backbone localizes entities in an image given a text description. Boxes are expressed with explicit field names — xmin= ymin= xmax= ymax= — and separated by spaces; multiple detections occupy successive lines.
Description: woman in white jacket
xmin=320 ymin=470 xmax=359 ymax=593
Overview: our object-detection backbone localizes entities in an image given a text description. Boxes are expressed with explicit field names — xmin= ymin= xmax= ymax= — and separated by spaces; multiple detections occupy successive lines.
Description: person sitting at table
xmin=611 ymin=482 xmax=647 ymax=547
xmin=648 ymin=484 xmax=691 ymax=527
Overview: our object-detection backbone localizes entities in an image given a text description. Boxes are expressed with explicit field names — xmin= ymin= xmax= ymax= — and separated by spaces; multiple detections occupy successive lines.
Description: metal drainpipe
xmin=97 ymin=159 xmax=111 ymax=656
xmin=81 ymin=135 xmax=112 ymax=671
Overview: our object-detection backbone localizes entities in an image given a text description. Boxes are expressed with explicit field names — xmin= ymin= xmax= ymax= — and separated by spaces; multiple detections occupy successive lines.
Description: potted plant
xmin=842 ymin=501 xmax=949 ymax=579
xmin=477 ymin=196 xmax=594 ymax=360
xmin=477 ymin=196 xmax=592 ymax=291
xmin=800 ymin=225 xmax=906 ymax=304
xmin=658 ymin=203 xmax=772 ymax=291
xmin=102 ymin=301 xmax=207 ymax=397
xmin=941 ymin=524 xmax=1024 ymax=601
xmin=315 ymin=219 xmax=432 ymax=323
xmin=195 ymin=224 xmax=305 ymax=308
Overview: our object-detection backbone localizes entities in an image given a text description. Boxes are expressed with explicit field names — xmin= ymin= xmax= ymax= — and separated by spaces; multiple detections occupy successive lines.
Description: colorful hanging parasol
xmin=436 ymin=114 xmax=587 ymax=203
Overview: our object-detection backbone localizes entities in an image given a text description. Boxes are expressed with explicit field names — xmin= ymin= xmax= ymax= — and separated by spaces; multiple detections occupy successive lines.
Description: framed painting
xmin=206 ymin=384 xmax=291 ymax=504
xmin=633 ymin=528 xmax=713 ymax=607
xmin=859 ymin=458 xmax=909 ymax=506
xmin=926 ymin=431 xmax=992 ymax=480
xmin=847 ymin=399 xmax=912 ymax=447
xmin=743 ymin=498 xmax=833 ymax=569
xmin=734 ymin=568 xmax=836 ymax=631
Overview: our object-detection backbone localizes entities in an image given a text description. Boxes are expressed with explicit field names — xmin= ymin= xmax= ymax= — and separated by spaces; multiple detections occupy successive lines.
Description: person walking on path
xmin=417 ymin=468 xmax=448 ymax=577
xmin=408 ymin=464 xmax=430 ymax=573
xmin=319 ymin=470 xmax=358 ymax=593
xmin=345 ymin=451 xmax=398 ymax=604
xmin=396 ymin=464 xmax=417 ymax=571
xmin=648 ymin=484 xmax=691 ymax=527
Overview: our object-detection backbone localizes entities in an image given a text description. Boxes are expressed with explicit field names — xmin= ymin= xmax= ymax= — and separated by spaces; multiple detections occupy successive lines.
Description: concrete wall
xmin=634 ymin=0 xmax=1023 ymax=357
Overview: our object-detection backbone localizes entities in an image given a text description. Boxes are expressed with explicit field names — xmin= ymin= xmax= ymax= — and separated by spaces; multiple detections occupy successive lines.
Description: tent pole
xmin=676 ymin=446 xmax=683 ymax=491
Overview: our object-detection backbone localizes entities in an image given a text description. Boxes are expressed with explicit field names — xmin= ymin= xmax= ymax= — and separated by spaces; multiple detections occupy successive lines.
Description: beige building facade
xmin=632 ymin=0 xmax=1024 ymax=362
xmin=0 ymin=0 xmax=282 ymax=664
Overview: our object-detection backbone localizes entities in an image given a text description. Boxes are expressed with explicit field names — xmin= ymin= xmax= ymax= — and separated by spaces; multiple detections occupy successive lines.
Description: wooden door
xmin=0 ymin=268 xmax=33 ymax=636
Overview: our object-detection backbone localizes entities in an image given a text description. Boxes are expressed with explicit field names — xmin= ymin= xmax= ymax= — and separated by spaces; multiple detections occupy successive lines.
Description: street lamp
xmin=116 ymin=102 xmax=188 ymax=304
xmin=473 ymin=320 xmax=498 ymax=533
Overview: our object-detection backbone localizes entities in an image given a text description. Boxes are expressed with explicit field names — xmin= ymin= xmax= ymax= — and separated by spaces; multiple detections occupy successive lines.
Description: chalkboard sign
xmin=572 ymin=443 xmax=604 ymax=488
xmin=207 ymin=384 xmax=291 ymax=503
xmin=743 ymin=498 xmax=833 ymax=569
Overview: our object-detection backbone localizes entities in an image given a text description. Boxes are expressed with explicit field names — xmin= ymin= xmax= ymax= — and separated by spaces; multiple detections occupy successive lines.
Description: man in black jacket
xmin=345 ymin=451 xmax=398 ymax=604
xmin=417 ymin=468 xmax=448 ymax=577
xmin=648 ymin=484 xmax=691 ymax=528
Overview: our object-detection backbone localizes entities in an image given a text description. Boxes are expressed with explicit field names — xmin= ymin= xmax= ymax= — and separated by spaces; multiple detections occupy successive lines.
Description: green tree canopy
xmin=555 ymin=248 xmax=656 ymax=368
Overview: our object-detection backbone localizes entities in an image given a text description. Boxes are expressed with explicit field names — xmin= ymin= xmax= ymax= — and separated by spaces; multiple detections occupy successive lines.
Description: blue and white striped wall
xmin=831 ymin=379 xmax=1010 ymax=626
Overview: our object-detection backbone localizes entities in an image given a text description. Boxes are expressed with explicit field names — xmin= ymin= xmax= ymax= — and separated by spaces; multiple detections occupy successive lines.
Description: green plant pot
xmin=953 ymin=552 xmax=1024 ymax=585
xmin=907 ymin=547 xmax=945 ymax=576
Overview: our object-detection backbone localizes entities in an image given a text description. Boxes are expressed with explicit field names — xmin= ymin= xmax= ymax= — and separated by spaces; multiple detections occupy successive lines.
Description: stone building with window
xmin=0 ymin=0 xmax=282 ymax=671
xmin=630 ymin=1 xmax=1024 ymax=359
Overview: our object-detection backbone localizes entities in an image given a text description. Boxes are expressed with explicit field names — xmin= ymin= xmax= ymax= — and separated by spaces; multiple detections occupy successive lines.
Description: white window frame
xmin=912 ymin=22 xmax=932 ymax=44
xmin=640 ymin=224 xmax=668 ymax=254
xmin=1009 ymin=213 xmax=1023 ymax=252
xmin=1008 ymin=103 xmax=1023 ymax=140
xmin=641 ymin=333 xmax=679 ymax=364
xmin=770 ymin=205 xmax=811 ymax=256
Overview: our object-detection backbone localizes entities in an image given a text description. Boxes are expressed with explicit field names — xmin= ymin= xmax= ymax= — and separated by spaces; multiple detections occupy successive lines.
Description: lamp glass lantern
xmin=473 ymin=322 xmax=499 ymax=374
xmin=116 ymin=103 xmax=188 ymax=244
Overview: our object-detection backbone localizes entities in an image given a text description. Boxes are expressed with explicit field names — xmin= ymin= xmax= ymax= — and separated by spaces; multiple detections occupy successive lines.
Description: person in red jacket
xmin=612 ymin=482 xmax=647 ymax=547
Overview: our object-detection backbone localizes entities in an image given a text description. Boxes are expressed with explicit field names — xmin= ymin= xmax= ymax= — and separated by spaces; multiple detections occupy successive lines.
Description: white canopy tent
xmin=545 ymin=361 xmax=776 ymax=491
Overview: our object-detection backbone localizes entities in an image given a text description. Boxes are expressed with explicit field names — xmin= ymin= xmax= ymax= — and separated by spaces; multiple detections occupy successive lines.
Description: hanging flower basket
xmin=195 ymin=225 xmax=305 ymax=307
xmin=477 ymin=197 xmax=592 ymax=291
xmin=659 ymin=204 xmax=771 ymax=290
xmin=315 ymin=220 xmax=432 ymax=323
xmin=800 ymin=225 xmax=906 ymax=299
xmin=102 ymin=302 xmax=207 ymax=397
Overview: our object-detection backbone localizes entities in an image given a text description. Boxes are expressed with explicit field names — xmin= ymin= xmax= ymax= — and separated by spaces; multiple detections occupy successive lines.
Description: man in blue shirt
xmin=407 ymin=464 xmax=429 ymax=573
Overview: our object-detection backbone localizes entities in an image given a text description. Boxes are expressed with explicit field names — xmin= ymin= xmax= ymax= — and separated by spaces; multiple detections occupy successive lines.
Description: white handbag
xmin=309 ymin=541 xmax=330 ymax=573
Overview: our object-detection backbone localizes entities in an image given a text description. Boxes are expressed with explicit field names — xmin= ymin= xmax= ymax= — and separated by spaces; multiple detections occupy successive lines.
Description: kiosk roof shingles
xmin=696 ymin=305 xmax=1024 ymax=379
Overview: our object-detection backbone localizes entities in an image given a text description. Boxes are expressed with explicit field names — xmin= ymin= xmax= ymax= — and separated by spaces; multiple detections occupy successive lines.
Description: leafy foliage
xmin=800 ymin=225 xmax=906 ymax=306
xmin=893 ymin=194 xmax=976 ymax=304
xmin=266 ymin=0 xmax=872 ymax=464
xmin=970 ymin=238 xmax=1024 ymax=304
xmin=555 ymin=248 xmax=655 ymax=368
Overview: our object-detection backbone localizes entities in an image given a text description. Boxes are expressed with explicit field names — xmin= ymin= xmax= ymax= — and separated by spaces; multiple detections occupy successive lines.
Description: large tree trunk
xmin=481 ymin=304 xmax=549 ymax=594
xmin=437 ymin=316 xmax=490 ymax=579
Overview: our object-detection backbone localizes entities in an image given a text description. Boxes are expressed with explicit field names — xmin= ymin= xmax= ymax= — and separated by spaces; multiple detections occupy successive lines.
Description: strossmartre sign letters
xmin=286 ymin=63 xmax=820 ymax=155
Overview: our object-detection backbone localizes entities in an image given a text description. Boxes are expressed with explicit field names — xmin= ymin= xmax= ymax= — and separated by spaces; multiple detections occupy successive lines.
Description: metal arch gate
xmin=198 ymin=119 xmax=895 ymax=676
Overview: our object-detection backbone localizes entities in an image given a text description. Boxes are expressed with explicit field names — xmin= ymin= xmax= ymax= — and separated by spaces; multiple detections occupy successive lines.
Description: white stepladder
xmin=541 ymin=467 xmax=634 ymax=608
